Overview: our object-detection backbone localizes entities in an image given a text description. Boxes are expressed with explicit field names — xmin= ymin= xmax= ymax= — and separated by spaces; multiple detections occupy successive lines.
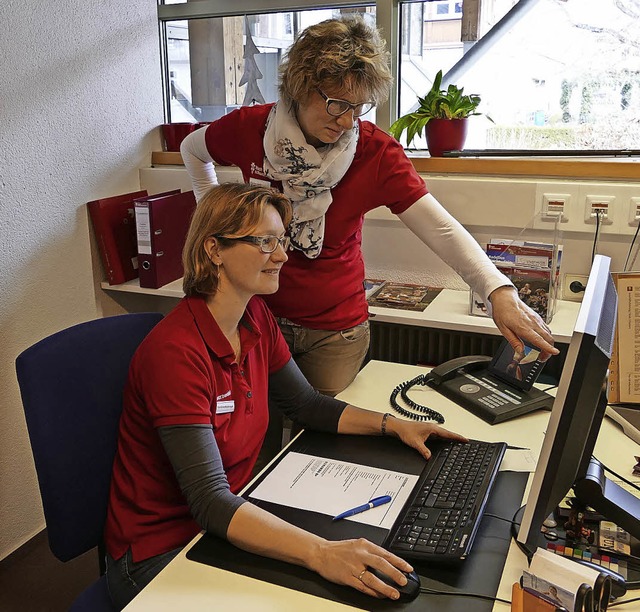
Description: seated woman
xmin=104 ymin=183 xmax=466 ymax=609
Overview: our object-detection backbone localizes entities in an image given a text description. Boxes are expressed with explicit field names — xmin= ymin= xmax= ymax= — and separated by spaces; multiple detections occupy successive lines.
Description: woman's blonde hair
xmin=182 ymin=183 xmax=292 ymax=297
xmin=279 ymin=15 xmax=392 ymax=107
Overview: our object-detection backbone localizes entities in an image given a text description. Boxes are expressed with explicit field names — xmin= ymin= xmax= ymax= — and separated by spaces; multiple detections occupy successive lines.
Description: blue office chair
xmin=15 ymin=312 xmax=163 ymax=612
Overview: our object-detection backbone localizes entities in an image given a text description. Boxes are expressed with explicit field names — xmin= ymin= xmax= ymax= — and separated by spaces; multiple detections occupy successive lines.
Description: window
xmin=161 ymin=5 xmax=376 ymax=123
xmin=426 ymin=1 xmax=462 ymax=20
xmin=398 ymin=0 xmax=640 ymax=152
xmin=158 ymin=0 xmax=640 ymax=153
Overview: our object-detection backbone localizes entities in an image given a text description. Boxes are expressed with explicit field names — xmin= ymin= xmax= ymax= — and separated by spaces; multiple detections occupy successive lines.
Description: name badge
xmin=249 ymin=177 xmax=271 ymax=187
xmin=216 ymin=400 xmax=235 ymax=414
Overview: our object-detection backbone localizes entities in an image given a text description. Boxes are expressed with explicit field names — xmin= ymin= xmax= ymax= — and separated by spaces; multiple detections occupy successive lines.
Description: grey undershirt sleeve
xmin=158 ymin=425 xmax=246 ymax=539
xmin=158 ymin=359 xmax=346 ymax=537
xmin=268 ymin=358 xmax=347 ymax=432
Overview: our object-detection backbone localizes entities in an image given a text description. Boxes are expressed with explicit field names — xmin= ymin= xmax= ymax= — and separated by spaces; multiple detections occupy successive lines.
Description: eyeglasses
xmin=215 ymin=234 xmax=291 ymax=254
xmin=317 ymin=89 xmax=375 ymax=118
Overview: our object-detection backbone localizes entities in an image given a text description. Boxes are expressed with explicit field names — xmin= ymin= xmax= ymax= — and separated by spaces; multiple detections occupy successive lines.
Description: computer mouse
xmin=367 ymin=567 xmax=421 ymax=602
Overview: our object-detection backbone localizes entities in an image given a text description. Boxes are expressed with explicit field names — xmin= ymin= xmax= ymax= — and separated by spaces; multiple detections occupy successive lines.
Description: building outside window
xmin=159 ymin=0 xmax=640 ymax=153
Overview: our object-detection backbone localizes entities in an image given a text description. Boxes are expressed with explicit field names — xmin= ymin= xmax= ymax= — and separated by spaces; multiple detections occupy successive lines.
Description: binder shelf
xmin=101 ymin=281 xmax=580 ymax=344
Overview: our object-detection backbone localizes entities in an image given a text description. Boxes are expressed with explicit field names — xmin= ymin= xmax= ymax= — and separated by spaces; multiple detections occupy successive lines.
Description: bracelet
xmin=381 ymin=412 xmax=394 ymax=435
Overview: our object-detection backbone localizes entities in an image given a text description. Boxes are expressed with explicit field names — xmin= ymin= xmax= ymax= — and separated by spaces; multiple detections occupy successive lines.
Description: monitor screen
xmin=516 ymin=254 xmax=637 ymax=552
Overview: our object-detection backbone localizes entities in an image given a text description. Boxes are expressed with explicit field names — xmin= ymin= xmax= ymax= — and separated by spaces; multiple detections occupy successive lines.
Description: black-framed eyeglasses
xmin=317 ymin=89 xmax=375 ymax=118
xmin=215 ymin=234 xmax=291 ymax=254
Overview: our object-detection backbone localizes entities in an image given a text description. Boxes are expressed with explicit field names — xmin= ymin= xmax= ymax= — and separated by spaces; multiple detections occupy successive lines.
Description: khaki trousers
xmin=276 ymin=318 xmax=370 ymax=397
xmin=256 ymin=319 xmax=371 ymax=469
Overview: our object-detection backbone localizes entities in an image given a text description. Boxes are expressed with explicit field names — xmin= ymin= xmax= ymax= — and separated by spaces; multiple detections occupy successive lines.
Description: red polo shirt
xmin=105 ymin=295 xmax=290 ymax=562
xmin=205 ymin=104 xmax=428 ymax=331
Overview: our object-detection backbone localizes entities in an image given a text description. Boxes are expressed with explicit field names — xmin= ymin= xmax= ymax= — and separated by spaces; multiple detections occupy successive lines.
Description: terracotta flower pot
xmin=425 ymin=118 xmax=468 ymax=157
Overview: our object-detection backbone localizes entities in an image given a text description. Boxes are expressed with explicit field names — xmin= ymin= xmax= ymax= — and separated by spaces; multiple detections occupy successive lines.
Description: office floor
xmin=0 ymin=424 xmax=288 ymax=612
xmin=0 ymin=530 xmax=99 ymax=611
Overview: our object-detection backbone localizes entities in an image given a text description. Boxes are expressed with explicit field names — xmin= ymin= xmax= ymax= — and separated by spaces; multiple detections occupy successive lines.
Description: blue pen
xmin=332 ymin=495 xmax=392 ymax=521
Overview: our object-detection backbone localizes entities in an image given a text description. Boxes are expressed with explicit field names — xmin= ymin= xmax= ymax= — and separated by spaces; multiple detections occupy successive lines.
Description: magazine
xmin=364 ymin=278 xmax=387 ymax=300
xmin=366 ymin=280 xmax=443 ymax=312
xmin=510 ymin=266 xmax=553 ymax=320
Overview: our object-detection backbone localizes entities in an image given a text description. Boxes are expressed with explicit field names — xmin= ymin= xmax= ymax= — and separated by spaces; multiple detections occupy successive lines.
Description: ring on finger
xmin=357 ymin=568 xmax=367 ymax=582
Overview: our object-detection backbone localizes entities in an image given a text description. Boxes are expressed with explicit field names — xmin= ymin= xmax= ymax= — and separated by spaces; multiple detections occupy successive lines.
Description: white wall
xmin=0 ymin=0 xmax=163 ymax=560
xmin=1 ymin=0 xmax=638 ymax=564
xmin=363 ymin=175 xmax=640 ymax=290
xmin=143 ymin=167 xmax=640 ymax=296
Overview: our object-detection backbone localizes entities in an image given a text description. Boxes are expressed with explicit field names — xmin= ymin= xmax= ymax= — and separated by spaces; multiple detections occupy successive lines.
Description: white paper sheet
xmin=499 ymin=448 xmax=537 ymax=472
xmin=249 ymin=452 xmax=419 ymax=529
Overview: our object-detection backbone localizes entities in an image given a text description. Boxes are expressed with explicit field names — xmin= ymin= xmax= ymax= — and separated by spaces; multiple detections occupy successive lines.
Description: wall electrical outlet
xmin=584 ymin=195 xmax=615 ymax=224
xmin=541 ymin=193 xmax=570 ymax=221
xmin=563 ymin=273 xmax=589 ymax=302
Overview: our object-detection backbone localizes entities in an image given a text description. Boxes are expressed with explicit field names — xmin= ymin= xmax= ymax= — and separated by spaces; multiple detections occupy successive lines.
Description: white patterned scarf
xmin=262 ymin=101 xmax=359 ymax=259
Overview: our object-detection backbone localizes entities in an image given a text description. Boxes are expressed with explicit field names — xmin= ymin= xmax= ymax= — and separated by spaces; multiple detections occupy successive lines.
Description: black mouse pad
xmin=186 ymin=431 xmax=527 ymax=610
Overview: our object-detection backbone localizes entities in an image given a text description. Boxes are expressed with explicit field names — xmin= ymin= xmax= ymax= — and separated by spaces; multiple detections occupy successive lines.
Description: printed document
xmin=249 ymin=452 xmax=418 ymax=529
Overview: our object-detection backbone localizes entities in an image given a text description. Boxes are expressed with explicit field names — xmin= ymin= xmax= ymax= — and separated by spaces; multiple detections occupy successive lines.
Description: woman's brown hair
xmin=182 ymin=183 xmax=292 ymax=296
xmin=279 ymin=15 xmax=392 ymax=108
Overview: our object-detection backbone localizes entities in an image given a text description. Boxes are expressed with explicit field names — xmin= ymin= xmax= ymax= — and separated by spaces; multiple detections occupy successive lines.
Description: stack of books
xmin=470 ymin=239 xmax=562 ymax=323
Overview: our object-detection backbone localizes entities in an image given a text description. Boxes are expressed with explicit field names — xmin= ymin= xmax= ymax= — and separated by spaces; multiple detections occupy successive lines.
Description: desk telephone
xmin=390 ymin=340 xmax=554 ymax=425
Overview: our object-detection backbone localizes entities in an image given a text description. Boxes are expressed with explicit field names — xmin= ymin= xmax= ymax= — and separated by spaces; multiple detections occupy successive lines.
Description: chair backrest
xmin=15 ymin=312 xmax=163 ymax=562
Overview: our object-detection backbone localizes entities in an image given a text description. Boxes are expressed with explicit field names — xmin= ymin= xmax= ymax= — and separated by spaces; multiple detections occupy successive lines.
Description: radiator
xmin=368 ymin=320 xmax=565 ymax=379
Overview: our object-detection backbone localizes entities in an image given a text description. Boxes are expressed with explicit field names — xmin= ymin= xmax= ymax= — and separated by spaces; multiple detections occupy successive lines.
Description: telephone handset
xmin=388 ymin=356 xmax=492 ymax=423
xmin=389 ymin=340 xmax=553 ymax=425
xmin=389 ymin=373 xmax=445 ymax=423
xmin=428 ymin=355 xmax=492 ymax=385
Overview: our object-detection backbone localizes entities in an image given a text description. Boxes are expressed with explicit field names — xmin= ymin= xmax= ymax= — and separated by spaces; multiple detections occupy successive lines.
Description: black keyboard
xmin=385 ymin=439 xmax=506 ymax=563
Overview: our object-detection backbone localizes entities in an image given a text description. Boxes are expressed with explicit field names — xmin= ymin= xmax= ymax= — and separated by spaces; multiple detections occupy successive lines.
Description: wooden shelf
xmin=102 ymin=280 xmax=580 ymax=344
xmin=152 ymin=151 xmax=184 ymax=165
xmin=151 ymin=150 xmax=640 ymax=180
xmin=409 ymin=156 xmax=640 ymax=180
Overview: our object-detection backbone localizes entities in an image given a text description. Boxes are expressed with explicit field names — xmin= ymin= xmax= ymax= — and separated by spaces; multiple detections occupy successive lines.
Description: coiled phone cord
xmin=389 ymin=374 xmax=445 ymax=423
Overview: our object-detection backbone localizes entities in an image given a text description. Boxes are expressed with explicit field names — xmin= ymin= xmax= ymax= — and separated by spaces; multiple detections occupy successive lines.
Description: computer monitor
xmin=517 ymin=254 xmax=640 ymax=553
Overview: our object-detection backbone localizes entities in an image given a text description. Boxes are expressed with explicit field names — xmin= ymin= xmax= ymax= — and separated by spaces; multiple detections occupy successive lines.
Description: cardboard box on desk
xmin=608 ymin=272 xmax=640 ymax=404
xmin=134 ymin=190 xmax=196 ymax=289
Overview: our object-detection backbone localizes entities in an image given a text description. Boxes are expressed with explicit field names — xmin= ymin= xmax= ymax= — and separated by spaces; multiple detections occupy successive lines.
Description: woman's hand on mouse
xmin=385 ymin=418 xmax=469 ymax=460
xmin=308 ymin=537 xmax=412 ymax=599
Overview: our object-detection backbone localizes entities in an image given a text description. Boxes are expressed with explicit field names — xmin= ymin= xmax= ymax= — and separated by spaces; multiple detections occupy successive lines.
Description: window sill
xmin=410 ymin=156 xmax=640 ymax=180
xmin=151 ymin=151 xmax=640 ymax=180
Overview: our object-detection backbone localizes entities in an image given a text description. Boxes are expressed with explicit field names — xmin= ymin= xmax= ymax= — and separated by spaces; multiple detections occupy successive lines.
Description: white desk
xmin=103 ymin=280 xmax=581 ymax=344
xmin=123 ymin=360 xmax=639 ymax=611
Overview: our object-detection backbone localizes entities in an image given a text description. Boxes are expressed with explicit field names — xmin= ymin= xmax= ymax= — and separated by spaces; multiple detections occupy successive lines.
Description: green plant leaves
xmin=388 ymin=70 xmax=486 ymax=146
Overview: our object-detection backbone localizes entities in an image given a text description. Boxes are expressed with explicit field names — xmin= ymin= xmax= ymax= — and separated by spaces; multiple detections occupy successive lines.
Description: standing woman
xmin=181 ymin=15 xmax=557 ymax=397
xmin=104 ymin=183 xmax=467 ymax=609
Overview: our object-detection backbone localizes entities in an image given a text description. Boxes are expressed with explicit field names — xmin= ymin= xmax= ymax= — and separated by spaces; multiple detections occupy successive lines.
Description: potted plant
xmin=388 ymin=70 xmax=487 ymax=156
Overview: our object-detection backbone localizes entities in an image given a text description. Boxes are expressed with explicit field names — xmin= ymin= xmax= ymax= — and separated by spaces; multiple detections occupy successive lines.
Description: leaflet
xmin=249 ymin=452 xmax=418 ymax=529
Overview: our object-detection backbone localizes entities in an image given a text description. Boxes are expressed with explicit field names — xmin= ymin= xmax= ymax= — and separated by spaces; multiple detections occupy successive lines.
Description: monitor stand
xmin=605 ymin=405 xmax=640 ymax=445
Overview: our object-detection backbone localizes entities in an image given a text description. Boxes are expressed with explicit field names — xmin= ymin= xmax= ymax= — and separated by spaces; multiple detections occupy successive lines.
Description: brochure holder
xmin=470 ymin=212 xmax=563 ymax=324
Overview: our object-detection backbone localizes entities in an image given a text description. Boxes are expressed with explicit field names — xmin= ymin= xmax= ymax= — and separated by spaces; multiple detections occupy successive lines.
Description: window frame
xmin=157 ymin=0 xmax=398 ymax=130
xmin=157 ymin=0 xmax=640 ymax=164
